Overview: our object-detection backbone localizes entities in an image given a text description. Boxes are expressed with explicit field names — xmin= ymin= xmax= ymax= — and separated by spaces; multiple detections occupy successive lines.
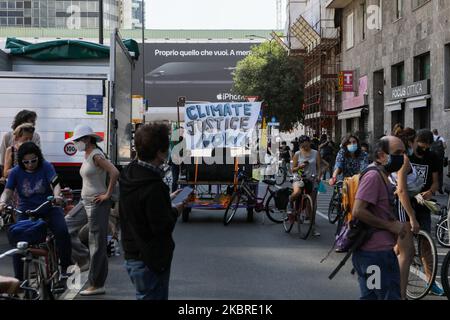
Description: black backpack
xmin=431 ymin=137 xmax=445 ymax=159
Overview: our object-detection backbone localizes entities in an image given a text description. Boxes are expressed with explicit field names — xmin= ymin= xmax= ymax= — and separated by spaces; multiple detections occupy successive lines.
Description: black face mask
xmin=384 ymin=154 xmax=404 ymax=173
xmin=416 ymin=147 xmax=429 ymax=156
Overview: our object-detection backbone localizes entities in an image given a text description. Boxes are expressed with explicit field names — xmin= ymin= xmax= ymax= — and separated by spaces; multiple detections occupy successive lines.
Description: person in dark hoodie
xmin=119 ymin=123 xmax=184 ymax=300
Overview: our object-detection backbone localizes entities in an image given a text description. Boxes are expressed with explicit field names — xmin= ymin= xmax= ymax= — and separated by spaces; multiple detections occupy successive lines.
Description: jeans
xmin=125 ymin=259 xmax=170 ymax=300
xmin=13 ymin=207 xmax=72 ymax=281
xmin=352 ymin=249 xmax=401 ymax=300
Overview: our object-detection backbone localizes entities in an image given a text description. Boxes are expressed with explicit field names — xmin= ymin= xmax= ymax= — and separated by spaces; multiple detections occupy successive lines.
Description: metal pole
xmin=142 ymin=0 xmax=146 ymax=109
xmin=99 ymin=0 xmax=103 ymax=44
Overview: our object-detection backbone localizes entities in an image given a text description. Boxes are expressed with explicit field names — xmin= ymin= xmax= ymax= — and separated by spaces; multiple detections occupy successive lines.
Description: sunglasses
xmin=22 ymin=158 xmax=38 ymax=165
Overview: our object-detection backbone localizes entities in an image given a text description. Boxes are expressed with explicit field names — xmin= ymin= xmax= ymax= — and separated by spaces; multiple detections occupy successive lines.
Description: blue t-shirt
xmin=6 ymin=160 xmax=56 ymax=211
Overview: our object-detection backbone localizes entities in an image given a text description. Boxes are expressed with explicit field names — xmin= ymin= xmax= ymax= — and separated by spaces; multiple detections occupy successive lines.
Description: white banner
xmin=184 ymin=102 xmax=261 ymax=150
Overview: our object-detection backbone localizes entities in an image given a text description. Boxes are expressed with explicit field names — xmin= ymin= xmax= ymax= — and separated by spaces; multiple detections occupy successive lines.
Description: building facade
xmin=120 ymin=0 xmax=142 ymax=29
xmin=0 ymin=0 xmax=119 ymax=29
xmin=327 ymin=0 xmax=450 ymax=145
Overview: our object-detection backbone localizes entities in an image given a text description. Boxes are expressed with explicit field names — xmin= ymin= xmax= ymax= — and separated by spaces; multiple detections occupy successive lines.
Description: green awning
xmin=5 ymin=37 xmax=140 ymax=61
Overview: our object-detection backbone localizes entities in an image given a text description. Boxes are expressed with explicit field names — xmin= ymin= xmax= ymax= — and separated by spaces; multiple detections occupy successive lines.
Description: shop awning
xmin=406 ymin=95 xmax=431 ymax=109
xmin=385 ymin=100 xmax=404 ymax=112
xmin=338 ymin=108 xmax=363 ymax=120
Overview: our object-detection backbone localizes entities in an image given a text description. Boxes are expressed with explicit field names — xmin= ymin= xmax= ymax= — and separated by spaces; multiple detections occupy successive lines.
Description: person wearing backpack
xmin=351 ymin=136 xmax=408 ymax=300
xmin=65 ymin=125 xmax=120 ymax=296
xmin=431 ymin=129 xmax=447 ymax=194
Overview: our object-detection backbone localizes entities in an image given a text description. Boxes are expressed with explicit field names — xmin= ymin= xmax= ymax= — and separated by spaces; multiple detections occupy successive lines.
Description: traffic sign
xmin=268 ymin=122 xmax=280 ymax=127
xmin=64 ymin=142 xmax=77 ymax=156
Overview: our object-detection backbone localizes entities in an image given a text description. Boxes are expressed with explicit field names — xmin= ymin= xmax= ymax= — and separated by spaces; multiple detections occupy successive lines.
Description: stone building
xmin=326 ymin=0 xmax=450 ymax=146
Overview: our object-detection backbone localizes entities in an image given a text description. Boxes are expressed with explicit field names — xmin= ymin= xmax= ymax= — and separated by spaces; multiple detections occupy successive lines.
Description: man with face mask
xmin=351 ymin=136 xmax=408 ymax=300
xmin=119 ymin=123 xmax=184 ymax=300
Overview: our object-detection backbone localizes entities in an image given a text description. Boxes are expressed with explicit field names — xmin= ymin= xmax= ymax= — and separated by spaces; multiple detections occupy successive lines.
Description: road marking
xmin=316 ymin=210 xmax=328 ymax=221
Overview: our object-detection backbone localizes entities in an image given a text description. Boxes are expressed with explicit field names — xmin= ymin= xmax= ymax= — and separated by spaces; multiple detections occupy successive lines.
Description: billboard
xmin=133 ymin=43 xmax=256 ymax=107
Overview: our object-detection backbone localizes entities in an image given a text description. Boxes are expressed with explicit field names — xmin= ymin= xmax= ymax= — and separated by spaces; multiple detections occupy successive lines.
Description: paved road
xmin=1 ymin=180 xmax=448 ymax=300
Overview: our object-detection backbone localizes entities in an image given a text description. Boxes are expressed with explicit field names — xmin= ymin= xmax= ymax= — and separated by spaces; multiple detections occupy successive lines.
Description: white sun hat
xmin=65 ymin=125 xmax=103 ymax=143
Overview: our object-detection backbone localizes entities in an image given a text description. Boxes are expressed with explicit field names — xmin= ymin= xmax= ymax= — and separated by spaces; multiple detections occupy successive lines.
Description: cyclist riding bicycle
xmin=279 ymin=141 xmax=292 ymax=175
xmin=289 ymin=135 xmax=322 ymax=237
xmin=0 ymin=142 xmax=72 ymax=282
xmin=329 ymin=134 xmax=369 ymax=186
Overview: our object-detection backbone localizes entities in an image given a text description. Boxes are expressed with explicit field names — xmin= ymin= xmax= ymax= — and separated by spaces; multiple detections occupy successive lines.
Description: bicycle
xmin=435 ymin=186 xmax=450 ymax=248
xmin=1 ymin=197 xmax=68 ymax=300
xmin=0 ymin=242 xmax=46 ymax=300
xmin=327 ymin=181 xmax=344 ymax=225
xmin=406 ymin=230 xmax=438 ymax=300
xmin=223 ymin=169 xmax=292 ymax=226
xmin=282 ymin=175 xmax=316 ymax=240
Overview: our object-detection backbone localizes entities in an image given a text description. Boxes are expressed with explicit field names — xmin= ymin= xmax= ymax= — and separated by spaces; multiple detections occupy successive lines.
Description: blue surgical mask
xmin=347 ymin=144 xmax=358 ymax=153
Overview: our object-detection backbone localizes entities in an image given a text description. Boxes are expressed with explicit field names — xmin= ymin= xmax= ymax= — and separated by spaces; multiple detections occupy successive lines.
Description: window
xmin=378 ymin=0 xmax=383 ymax=30
xmin=346 ymin=12 xmax=354 ymax=49
xmin=391 ymin=62 xmax=405 ymax=87
xmin=361 ymin=1 xmax=366 ymax=40
xmin=414 ymin=52 xmax=430 ymax=82
xmin=15 ymin=1 xmax=23 ymax=9
xmin=445 ymin=44 xmax=450 ymax=109
xmin=0 ymin=2 xmax=6 ymax=9
xmin=396 ymin=0 xmax=402 ymax=19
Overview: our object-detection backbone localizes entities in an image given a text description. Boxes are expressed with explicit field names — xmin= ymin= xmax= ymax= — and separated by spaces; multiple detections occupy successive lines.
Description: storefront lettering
xmin=390 ymin=80 xmax=429 ymax=100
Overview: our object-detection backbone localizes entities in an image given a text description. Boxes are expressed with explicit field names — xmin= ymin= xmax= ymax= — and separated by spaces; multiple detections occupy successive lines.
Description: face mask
xmin=347 ymin=144 xmax=358 ymax=153
xmin=74 ymin=141 xmax=86 ymax=152
xmin=384 ymin=154 xmax=404 ymax=173
xmin=416 ymin=147 xmax=428 ymax=156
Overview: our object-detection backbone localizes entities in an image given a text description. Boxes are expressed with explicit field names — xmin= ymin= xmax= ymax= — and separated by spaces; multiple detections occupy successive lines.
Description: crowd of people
xmin=279 ymin=125 xmax=448 ymax=300
xmin=0 ymin=108 xmax=449 ymax=301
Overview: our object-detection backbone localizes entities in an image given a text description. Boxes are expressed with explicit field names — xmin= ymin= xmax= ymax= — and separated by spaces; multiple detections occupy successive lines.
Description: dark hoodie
xmin=119 ymin=160 xmax=178 ymax=274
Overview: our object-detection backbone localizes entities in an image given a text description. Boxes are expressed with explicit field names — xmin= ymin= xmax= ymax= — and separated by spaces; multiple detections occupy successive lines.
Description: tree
xmin=232 ymin=41 xmax=304 ymax=131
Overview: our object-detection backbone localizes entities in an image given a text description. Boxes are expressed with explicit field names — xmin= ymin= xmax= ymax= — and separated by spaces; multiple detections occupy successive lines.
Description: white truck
xmin=0 ymin=31 xmax=137 ymax=188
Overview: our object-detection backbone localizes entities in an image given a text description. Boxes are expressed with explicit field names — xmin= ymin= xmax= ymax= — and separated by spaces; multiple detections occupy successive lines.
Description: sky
xmin=146 ymin=0 xmax=287 ymax=30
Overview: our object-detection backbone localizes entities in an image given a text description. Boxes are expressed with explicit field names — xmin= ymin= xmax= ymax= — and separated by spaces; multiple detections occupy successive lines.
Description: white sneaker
xmin=79 ymin=287 xmax=106 ymax=296
xmin=312 ymin=228 xmax=321 ymax=237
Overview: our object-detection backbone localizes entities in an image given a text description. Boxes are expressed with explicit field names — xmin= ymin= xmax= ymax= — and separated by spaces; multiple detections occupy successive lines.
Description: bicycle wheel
xmin=436 ymin=216 xmax=450 ymax=248
xmin=265 ymin=190 xmax=292 ymax=224
xmin=406 ymin=230 xmax=438 ymax=300
xmin=327 ymin=192 xmax=340 ymax=224
xmin=441 ymin=251 xmax=450 ymax=300
xmin=297 ymin=194 xmax=315 ymax=240
xmin=282 ymin=211 xmax=294 ymax=233
xmin=224 ymin=191 xmax=241 ymax=226
xmin=275 ymin=167 xmax=286 ymax=186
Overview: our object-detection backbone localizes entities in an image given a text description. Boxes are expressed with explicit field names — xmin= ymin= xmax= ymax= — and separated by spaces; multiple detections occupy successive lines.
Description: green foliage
xmin=233 ymin=41 xmax=304 ymax=131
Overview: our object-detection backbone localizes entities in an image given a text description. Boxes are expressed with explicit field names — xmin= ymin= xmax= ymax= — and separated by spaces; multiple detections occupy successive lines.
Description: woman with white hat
xmin=66 ymin=125 xmax=119 ymax=296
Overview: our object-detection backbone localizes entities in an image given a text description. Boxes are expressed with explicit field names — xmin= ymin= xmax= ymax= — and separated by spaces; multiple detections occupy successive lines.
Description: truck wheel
xmin=246 ymin=208 xmax=254 ymax=222
xmin=182 ymin=208 xmax=191 ymax=222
